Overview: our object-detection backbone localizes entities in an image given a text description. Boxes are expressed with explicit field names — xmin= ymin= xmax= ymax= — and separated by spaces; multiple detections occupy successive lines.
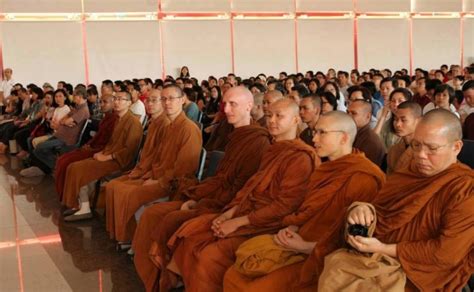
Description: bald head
xmin=225 ymin=86 xmax=254 ymax=104
xmin=321 ymin=111 xmax=357 ymax=145
xmin=271 ymin=98 xmax=300 ymax=117
xmin=347 ymin=100 xmax=372 ymax=129
xmin=397 ymin=101 xmax=422 ymax=118
xmin=263 ymin=90 xmax=284 ymax=115
xmin=223 ymin=86 xmax=253 ymax=128
xmin=418 ymin=109 xmax=462 ymax=141
xmin=266 ymin=98 xmax=300 ymax=141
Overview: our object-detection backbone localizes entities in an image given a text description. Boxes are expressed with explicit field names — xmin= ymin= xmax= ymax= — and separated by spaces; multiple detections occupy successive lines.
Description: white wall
xmin=0 ymin=0 xmax=472 ymax=85
xmin=2 ymin=22 xmax=85 ymax=86
xmin=358 ymin=18 xmax=410 ymax=72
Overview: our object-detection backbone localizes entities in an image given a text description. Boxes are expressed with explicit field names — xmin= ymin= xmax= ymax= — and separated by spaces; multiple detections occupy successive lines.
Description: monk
xmin=298 ymin=94 xmax=321 ymax=146
xmin=224 ymin=111 xmax=386 ymax=292
xmin=348 ymin=100 xmax=386 ymax=166
xmin=386 ymin=101 xmax=422 ymax=174
xmin=103 ymin=89 xmax=169 ymax=206
xmin=165 ymin=98 xmax=320 ymax=292
xmin=105 ymin=84 xmax=202 ymax=243
xmin=54 ymin=94 xmax=117 ymax=200
xmin=132 ymin=86 xmax=272 ymax=291
xmin=62 ymin=91 xmax=143 ymax=221
xmin=339 ymin=109 xmax=473 ymax=291
xmin=258 ymin=90 xmax=284 ymax=127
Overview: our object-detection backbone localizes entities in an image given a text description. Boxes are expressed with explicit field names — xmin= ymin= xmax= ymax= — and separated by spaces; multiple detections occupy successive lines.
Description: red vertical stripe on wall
xmin=230 ymin=0 xmax=236 ymax=74
xmin=409 ymin=16 xmax=414 ymax=76
xmin=81 ymin=20 xmax=90 ymax=85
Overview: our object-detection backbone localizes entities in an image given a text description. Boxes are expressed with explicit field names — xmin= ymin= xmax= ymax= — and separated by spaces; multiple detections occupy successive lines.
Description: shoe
xmin=62 ymin=208 xmax=78 ymax=216
xmin=20 ymin=166 xmax=45 ymax=177
xmin=64 ymin=212 xmax=93 ymax=222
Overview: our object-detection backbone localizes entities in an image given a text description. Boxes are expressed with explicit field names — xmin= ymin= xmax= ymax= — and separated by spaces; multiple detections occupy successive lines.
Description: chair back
xmin=458 ymin=139 xmax=474 ymax=169
xmin=203 ymin=150 xmax=225 ymax=180
xmin=195 ymin=148 xmax=207 ymax=181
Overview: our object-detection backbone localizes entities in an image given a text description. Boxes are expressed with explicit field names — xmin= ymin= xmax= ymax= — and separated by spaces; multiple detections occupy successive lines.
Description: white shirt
xmin=130 ymin=99 xmax=146 ymax=124
xmin=1 ymin=78 xmax=15 ymax=104
xmin=52 ymin=105 xmax=71 ymax=122
xmin=423 ymin=102 xmax=460 ymax=118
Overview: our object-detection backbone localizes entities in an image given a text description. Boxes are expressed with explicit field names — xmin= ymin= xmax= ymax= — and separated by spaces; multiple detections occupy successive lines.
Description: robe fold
xmin=131 ymin=125 xmax=272 ymax=291
xmin=372 ymin=161 xmax=474 ymax=291
xmin=224 ymin=150 xmax=386 ymax=292
xmin=61 ymin=111 xmax=142 ymax=209
xmin=386 ymin=140 xmax=413 ymax=175
xmin=205 ymin=118 xmax=234 ymax=152
xmin=55 ymin=111 xmax=118 ymax=199
xmin=353 ymin=124 xmax=386 ymax=167
xmin=105 ymin=112 xmax=202 ymax=242
xmin=167 ymin=139 xmax=319 ymax=292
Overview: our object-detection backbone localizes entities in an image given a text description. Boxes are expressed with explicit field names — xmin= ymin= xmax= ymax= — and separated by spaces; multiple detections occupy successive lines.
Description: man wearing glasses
xmin=328 ymin=109 xmax=473 ymax=291
xmin=62 ymin=91 xmax=143 ymax=221
xmin=105 ymin=84 xmax=202 ymax=246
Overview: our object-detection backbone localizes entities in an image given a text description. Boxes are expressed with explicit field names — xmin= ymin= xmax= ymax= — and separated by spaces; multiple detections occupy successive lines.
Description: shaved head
xmin=223 ymin=86 xmax=253 ymax=127
xmin=266 ymin=98 xmax=300 ymax=141
xmin=350 ymin=100 xmax=372 ymax=115
xmin=397 ymin=101 xmax=422 ymax=118
xmin=226 ymin=86 xmax=254 ymax=104
xmin=271 ymin=98 xmax=300 ymax=117
xmin=321 ymin=111 xmax=358 ymax=145
xmin=418 ymin=109 xmax=462 ymax=141
xmin=263 ymin=90 xmax=284 ymax=115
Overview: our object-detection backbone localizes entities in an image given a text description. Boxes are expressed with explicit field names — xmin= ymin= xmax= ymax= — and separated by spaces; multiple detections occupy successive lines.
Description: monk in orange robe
xmin=132 ymin=86 xmax=272 ymax=291
xmin=224 ymin=111 xmax=386 ymax=292
xmin=341 ymin=109 xmax=473 ymax=291
xmin=62 ymin=91 xmax=143 ymax=221
xmin=105 ymin=84 xmax=202 ymax=243
xmin=386 ymin=101 xmax=421 ymax=174
xmin=164 ymin=98 xmax=320 ymax=292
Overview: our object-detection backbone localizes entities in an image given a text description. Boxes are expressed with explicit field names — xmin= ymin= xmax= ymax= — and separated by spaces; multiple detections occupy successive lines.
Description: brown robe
xmin=130 ymin=113 xmax=170 ymax=177
xmin=224 ymin=150 xmax=386 ymax=292
xmin=61 ymin=111 xmax=143 ymax=209
xmin=371 ymin=161 xmax=473 ymax=291
xmin=166 ymin=139 xmax=320 ymax=292
xmin=132 ymin=125 xmax=272 ymax=291
xmin=386 ymin=140 xmax=413 ymax=175
xmin=353 ymin=124 xmax=386 ymax=167
xmin=205 ymin=118 xmax=234 ymax=152
xmin=105 ymin=112 xmax=202 ymax=242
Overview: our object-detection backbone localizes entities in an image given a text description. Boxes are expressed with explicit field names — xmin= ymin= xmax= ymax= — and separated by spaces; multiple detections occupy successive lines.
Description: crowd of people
xmin=0 ymin=63 xmax=473 ymax=291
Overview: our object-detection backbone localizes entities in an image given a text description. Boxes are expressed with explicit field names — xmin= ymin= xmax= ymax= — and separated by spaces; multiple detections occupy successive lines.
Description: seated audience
xmin=224 ymin=111 xmax=385 ymax=292
xmin=105 ymin=85 xmax=201 ymax=241
xmin=54 ymin=94 xmax=116 ymax=200
xmin=325 ymin=109 xmax=473 ymax=291
xmin=163 ymin=98 xmax=319 ymax=291
xmin=60 ymin=91 xmax=142 ymax=220
xmin=20 ymin=88 xmax=90 ymax=176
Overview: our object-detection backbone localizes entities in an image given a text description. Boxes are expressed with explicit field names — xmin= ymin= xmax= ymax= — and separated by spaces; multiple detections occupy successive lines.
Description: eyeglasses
xmin=160 ymin=96 xmax=182 ymax=102
xmin=410 ymin=140 xmax=451 ymax=155
xmin=312 ymin=129 xmax=345 ymax=136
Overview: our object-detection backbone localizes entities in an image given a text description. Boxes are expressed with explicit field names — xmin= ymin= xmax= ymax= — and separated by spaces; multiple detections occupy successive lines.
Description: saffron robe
xmin=132 ymin=125 xmax=272 ymax=291
xmin=386 ymin=140 xmax=413 ymax=175
xmin=167 ymin=139 xmax=319 ymax=292
xmin=105 ymin=112 xmax=202 ymax=242
xmin=353 ymin=124 xmax=386 ymax=167
xmin=55 ymin=111 xmax=118 ymax=199
xmin=61 ymin=111 xmax=143 ymax=208
xmin=372 ymin=162 xmax=473 ymax=291
xmin=224 ymin=151 xmax=386 ymax=292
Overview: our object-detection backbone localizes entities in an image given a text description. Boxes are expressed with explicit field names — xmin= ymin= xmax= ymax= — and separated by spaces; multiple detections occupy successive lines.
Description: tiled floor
xmin=0 ymin=154 xmax=145 ymax=292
